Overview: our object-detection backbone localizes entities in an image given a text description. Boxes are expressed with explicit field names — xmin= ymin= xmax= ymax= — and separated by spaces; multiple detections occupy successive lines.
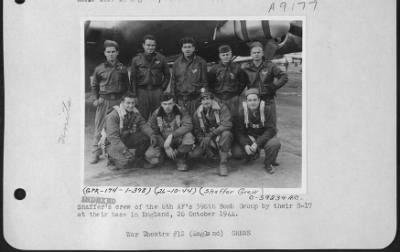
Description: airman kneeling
xmin=145 ymin=93 xmax=195 ymax=171
xmin=104 ymin=93 xmax=154 ymax=170
xmin=232 ymin=88 xmax=281 ymax=174
xmin=190 ymin=88 xmax=233 ymax=176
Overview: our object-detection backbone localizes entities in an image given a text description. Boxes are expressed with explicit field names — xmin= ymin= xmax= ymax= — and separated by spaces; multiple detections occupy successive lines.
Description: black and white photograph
xmin=3 ymin=0 xmax=396 ymax=250
xmin=83 ymin=19 xmax=304 ymax=188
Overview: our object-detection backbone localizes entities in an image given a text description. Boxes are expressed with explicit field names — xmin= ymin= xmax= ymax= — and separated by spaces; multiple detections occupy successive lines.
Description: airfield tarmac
xmin=84 ymin=67 xmax=302 ymax=188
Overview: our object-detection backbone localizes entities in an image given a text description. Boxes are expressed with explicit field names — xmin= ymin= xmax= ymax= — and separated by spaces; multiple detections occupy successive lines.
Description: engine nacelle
xmin=277 ymin=33 xmax=302 ymax=55
xmin=213 ymin=20 xmax=291 ymax=42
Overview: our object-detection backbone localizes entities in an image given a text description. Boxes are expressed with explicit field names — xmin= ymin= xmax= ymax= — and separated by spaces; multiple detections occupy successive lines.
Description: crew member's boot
xmin=90 ymin=136 xmax=102 ymax=164
xmin=176 ymin=154 xmax=188 ymax=171
xmin=90 ymin=152 xmax=101 ymax=164
xmin=264 ymin=164 xmax=275 ymax=174
xmin=218 ymin=151 xmax=229 ymax=176
xmin=272 ymin=157 xmax=280 ymax=166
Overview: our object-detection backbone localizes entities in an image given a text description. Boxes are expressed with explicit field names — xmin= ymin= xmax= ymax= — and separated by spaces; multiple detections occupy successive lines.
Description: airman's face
xmin=247 ymin=94 xmax=260 ymax=110
xmin=104 ymin=46 xmax=119 ymax=62
xmin=161 ymin=99 xmax=175 ymax=114
xmin=181 ymin=43 xmax=195 ymax=57
xmin=250 ymin=46 xmax=264 ymax=61
xmin=219 ymin=51 xmax=232 ymax=64
xmin=143 ymin=39 xmax=156 ymax=54
xmin=122 ymin=97 xmax=136 ymax=112
xmin=201 ymin=96 xmax=213 ymax=109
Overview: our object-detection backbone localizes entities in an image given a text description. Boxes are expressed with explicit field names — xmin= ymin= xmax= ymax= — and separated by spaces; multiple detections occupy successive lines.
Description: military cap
xmin=245 ymin=88 xmax=260 ymax=97
xmin=199 ymin=88 xmax=213 ymax=100
xmin=103 ymin=40 xmax=119 ymax=50
xmin=249 ymin=41 xmax=263 ymax=50
xmin=218 ymin=44 xmax=232 ymax=53
xmin=160 ymin=92 xmax=175 ymax=102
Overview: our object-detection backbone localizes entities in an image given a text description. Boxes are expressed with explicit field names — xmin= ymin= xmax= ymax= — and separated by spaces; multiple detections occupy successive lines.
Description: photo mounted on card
xmin=3 ymin=0 xmax=396 ymax=250
xmin=83 ymin=18 xmax=305 ymax=190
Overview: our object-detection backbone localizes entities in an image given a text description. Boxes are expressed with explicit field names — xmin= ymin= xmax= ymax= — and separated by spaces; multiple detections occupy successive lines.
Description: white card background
xmin=3 ymin=0 xmax=396 ymax=249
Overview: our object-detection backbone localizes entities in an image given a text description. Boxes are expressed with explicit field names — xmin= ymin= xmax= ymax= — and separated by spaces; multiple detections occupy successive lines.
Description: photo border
xmin=80 ymin=16 xmax=307 ymax=194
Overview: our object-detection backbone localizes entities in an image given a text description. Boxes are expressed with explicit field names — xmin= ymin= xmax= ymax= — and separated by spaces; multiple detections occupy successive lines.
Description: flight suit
xmin=91 ymin=61 xmax=129 ymax=159
xmin=171 ymin=55 xmax=208 ymax=116
xmin=191 ymin=100 xmax=233 ymax=175
xmin=105 ymin=105 xmax=153 ymax=169
xmin=232 ymin=101 xmax=281 ymax=167
xmin=130 ymin=52 xmax=170 ymax=120
xmin=242 ymin=61 xmax=288 ymax=127
xmin=191 ymin=100 xmax=233 ymax=157
xmin=208 ymin=61 xmax=249 ymax=119
xmin=145 ymin=105 xmax=194 ymax=166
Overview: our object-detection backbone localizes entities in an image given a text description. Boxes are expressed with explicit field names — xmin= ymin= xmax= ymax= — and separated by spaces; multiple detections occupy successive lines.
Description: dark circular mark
xmin=14 ymin=188 xmax=26 ymax=200
xmin=15 ymin=0 xmax=25 ymax=4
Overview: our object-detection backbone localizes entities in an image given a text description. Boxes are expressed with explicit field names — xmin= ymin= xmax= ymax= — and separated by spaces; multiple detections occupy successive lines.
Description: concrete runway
xmin=84 ymin=68 xmax=302 ymax=188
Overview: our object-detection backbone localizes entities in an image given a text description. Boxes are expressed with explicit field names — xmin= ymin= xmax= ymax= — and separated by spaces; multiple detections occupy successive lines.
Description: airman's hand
xmin=93 ymin=97 xmax=104 ymax=107
xmin=150 ymin=135 xmax=158 ymax=147
xmin=200 ymin=136 xmax=211 ymax=149
xmin=250 ymin=143 xmax=258 ymax=153
xmin=165 ymin=147 xmax=177 ymax=160
xmin=244 ymin=145 xmax=253 ymax=155
xmin=164 ymin=134 xmax=173 ymax=149
xmin=123 ymin=149 xmax=134 ymax=160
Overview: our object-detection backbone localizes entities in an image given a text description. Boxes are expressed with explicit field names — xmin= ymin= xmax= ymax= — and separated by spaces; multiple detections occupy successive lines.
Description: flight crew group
xmin=90 ymin=34 xmax=288 ymax=176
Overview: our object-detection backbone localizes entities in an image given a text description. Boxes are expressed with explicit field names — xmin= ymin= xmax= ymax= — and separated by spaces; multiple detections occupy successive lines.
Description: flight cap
xmin=218 ymin=44 xmax=232 ymax=53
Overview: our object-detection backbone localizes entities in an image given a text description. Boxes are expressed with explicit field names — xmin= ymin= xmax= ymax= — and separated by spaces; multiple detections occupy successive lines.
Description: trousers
xmin=106 ymin=132 xmax=150 ymax=169
xmin=214 ymin=95 xmax=241 ymax=120
xmin=263 ymin=98 xmax=277 ymax=128
xmin=137 ymin=87 xmax=162 ymax=121
xmin=190 ymin=131 xmax=233 ymax=159
xmin=176 ymin=95 xmax=200 ymax=118
xmin=231 ymin=136 xmax=281 ymax=166
xmin=145 ymin=132 xmax=194 ymax=163
xmin=92 ymin=98 xmax=122 ymax=156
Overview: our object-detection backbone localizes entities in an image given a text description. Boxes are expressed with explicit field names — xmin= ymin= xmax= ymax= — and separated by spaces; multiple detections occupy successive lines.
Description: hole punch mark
xmin=15 ymin=0 xmax=25 ymax=4
xmin=14 ymin=188 xmax=26 ymax=200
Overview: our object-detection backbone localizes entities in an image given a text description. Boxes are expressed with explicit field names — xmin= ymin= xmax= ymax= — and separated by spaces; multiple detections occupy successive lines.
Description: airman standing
xmin=241 ymin=41 xmax=288 ymax=127
xmin=208 ymin=44 xmax=249 ymax=119
xmin=130 ymin=35 xmax=171 ymax=120
xmin=171 ymin=37 xmax=208 ymax=116
xmin=90 ymin=40 xmax=129 ymax=164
